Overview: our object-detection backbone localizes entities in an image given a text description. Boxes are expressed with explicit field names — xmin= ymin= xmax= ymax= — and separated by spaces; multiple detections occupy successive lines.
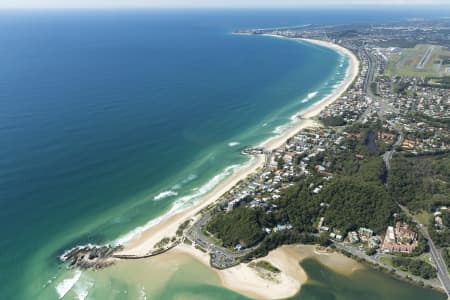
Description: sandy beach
xmin=115 ymin=36 xmax=360 ymax=298
xmin=174 ymin=243 xmax=362 ymax=299
xmin=117 ymin=36 xmax=359 ymax=257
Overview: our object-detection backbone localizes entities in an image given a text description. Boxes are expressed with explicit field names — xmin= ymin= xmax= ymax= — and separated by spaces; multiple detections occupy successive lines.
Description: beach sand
xmin=118 ymin=37 xmax=359 ymax=257
xmin=174 ymin=244 xmax=362 ymax=299
xmin=116 ymin=37 xmax=360 ymax=299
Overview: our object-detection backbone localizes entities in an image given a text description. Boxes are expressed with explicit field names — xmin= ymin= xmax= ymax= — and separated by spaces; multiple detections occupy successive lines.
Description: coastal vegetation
xmin=319 ymin=178 xmax=395 ymax=233
xmin=207 ymin=206 xmax=268 ymax=248
xmin=388 ymin=153 xmax=450 ymax=212
xmin=392 ymin=257 xmax=437 ymax=279
xmin=208 ymin=124 xmax=397 ymax=254
xmin=155 ymin=237 xmax=171 ymax=249
xmin=249 ymin=260 xmax=281 ymax=273
xmin=321 ymin=115 xmax=346 ymax=126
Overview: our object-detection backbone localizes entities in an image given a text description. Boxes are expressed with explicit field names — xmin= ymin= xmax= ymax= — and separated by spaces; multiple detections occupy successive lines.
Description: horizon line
xmin=1 ymin=5 xmax=450 ymax=10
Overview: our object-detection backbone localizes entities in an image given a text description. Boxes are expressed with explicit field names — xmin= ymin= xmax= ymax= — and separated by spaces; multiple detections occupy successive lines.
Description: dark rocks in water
xmin=61 ymin=244 xmax=123 ymax=270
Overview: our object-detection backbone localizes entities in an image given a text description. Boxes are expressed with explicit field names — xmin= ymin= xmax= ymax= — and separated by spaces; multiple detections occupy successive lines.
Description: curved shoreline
xmin=112 ymin=37 xmax=360 ymax=299
xmin=117 ymin=37 xmax=359 ymax=256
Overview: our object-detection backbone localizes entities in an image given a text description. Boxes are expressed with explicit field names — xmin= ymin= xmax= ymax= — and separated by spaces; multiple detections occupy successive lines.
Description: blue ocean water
xmin=0 ymin=9 xmax=447 ymax=299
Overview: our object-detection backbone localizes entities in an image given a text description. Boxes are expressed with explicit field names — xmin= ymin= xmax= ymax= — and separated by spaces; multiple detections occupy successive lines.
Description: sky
xmin=0 ymin=0 xmax=449 ymax=9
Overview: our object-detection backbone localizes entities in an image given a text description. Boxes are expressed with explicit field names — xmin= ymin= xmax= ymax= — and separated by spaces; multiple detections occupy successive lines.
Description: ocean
xmin=0 ymin=9 xmax=447 ymax=300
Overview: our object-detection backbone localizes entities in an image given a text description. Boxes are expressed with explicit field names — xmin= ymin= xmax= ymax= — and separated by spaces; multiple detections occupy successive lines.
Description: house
xmin=369 ymin=236 xmax=381 ymax=249
xmin=355 ymin=154 xmax=365 ymax=160
xmin=402 ymin=139 xmax=416 ymax=149
xmin=377 ymin=131 xmax=396 ymax=140
xmin=320 ymin=226 xmax=329 ymax=232
xmin=358 ymin=227 xmax=373 ymax=241
xmin=348 ymin=231 xmax=359 ymax=243
xmin=315 ymin=165 xmax=332 ymax=175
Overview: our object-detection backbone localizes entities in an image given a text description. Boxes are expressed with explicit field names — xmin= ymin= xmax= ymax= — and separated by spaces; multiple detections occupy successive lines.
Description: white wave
xmin=139 ymin=287 xmax=148 ymax=300
xmin=170 ymin=164 xmax=240 ymax=211
xmin=300 ymin=91 xmax=318 ymax=103
xmin=182 ymin=174 xmax=197 ymax=183
xmin=113 ymin=162 xmax=247 ymax=246
xmin=272 ymin=123 xmax=290 ymax=135
xmin=153 ymin=190 xmax=178 ymax=201
xmin=73 ymin=275 xmax=94 ymax=300
xmin=228 ymin=141 xmax=240 ymax=147
xmin=115 ymin=48 xmax=355 ymax=250
xmin=56 ymin=270 xmax=82 ymax=299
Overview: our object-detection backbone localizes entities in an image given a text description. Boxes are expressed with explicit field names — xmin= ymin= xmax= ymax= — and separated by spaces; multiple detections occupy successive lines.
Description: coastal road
xmin=421 ymin=227 xmax=450 ymax=298
xmin=380 ymin=119 xmax=450 ymax=297
xmin=382 ymin=130 xmax=403 ymax=170
xmin=397 ymin=205 xmax=450 ymax=298
xmin=186 ymin=211 xmax=258 ymax=268
xmin=333 ymin=242 xmax=444 ymax=290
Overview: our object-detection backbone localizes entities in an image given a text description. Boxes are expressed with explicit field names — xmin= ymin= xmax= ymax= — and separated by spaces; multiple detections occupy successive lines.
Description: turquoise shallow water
xmin=58 ymin=252 xmax=445 ymax=300
xmin=0 ymin=9 xmax=447 ymax=300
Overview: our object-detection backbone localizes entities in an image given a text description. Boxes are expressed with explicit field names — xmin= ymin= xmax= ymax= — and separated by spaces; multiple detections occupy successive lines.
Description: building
xmin=381 ymin=222 xmax=418 ymax=253
xmin=348 ymin=231 xmax=360 ymax=243
xmin=358 ymin=227 xmax=373 ymax=241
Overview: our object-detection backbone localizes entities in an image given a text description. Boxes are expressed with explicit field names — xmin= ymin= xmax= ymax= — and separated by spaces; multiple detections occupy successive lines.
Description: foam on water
xmin=153 ymin=190 xmax=178 ymax=201
xmin=300 ymin=91 xmax=319 ymax=103
xmin=55 ymin=270 xmax=82 ymax=299
xmin=139 ymin=287 xmax=148 ymax=300
xmin=137 ymin=50 xmax=353 ymax=243
xmin=182 ymin=174 xmax=198 ymax=183
xmin=272 ymin=123 xmax=291 ymax=135
xmin=113 ymin=160 xmax=251 ymax=246
xmin=73 ymin=275 xmax=94 ymax=300
xmin=101 ymin=35 xmax=352 ymax=262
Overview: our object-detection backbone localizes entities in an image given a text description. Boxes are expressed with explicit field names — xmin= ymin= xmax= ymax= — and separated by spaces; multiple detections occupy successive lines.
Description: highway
xmin=381 ymin=126 xmax=450 ymax=298
xmin=333 ymin=242 xmax=444 ymax=290
xmin=398 ymin=205 xmax=450 ymax=298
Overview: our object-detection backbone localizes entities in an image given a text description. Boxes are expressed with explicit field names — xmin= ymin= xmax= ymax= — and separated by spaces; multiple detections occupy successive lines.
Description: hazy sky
xmin=1 ymin=0 xmax=448 ymax=9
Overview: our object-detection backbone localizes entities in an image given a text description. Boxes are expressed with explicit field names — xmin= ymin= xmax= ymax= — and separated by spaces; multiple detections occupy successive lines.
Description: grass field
xmin=380 ymin=256 xmax=393 ymax=267
xmin=385 ymin=44 xmax=450 ymax=77
xmin=414 ymin=211 xmax=432 ymax=227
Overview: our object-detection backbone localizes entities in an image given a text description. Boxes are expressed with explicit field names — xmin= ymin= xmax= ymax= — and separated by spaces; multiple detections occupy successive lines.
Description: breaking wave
xmin=301 ymin=91 xmax=318 ymax=103
xmin=56 ymin=270 xmax=82 ymax=299
xmin=113 ymin=162 xmax=248 ymax=246
xmin=153 ymin=190 xmax=178 ymax=201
